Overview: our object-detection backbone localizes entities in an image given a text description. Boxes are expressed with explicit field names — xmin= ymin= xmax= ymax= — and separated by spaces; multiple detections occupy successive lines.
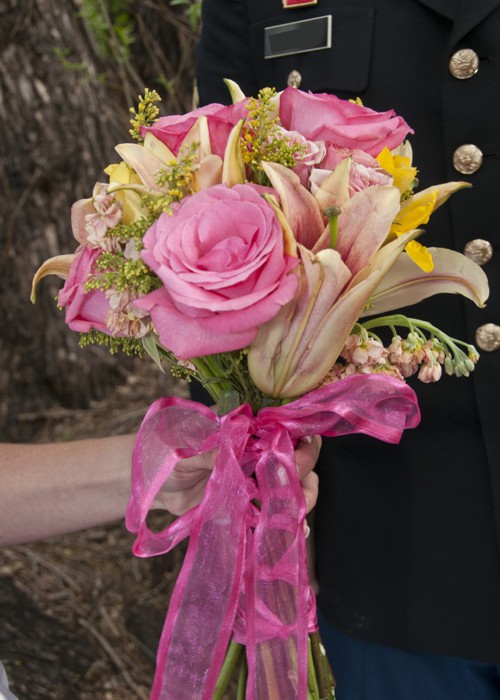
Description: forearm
xmin=0 ymin=434 xmax=135 ymax=546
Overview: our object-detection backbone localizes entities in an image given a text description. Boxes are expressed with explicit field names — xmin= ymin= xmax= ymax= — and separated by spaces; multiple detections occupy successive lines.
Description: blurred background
xmin=0 ymin=1 xmax=202 ymax=697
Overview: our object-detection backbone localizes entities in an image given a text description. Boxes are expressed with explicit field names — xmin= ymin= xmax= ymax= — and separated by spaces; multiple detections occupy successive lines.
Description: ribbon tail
xmin=150 ymin=431 xmax=253 ymax=699
xmin=247 ymin=429 xmax=311 ymax=700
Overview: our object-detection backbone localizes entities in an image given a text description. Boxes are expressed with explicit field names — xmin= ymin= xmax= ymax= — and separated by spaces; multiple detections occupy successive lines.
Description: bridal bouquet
xmin=32 ymin=82 xmax=488 ymax=699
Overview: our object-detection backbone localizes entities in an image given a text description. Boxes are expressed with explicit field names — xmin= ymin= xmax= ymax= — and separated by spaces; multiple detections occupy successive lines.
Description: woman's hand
xmin=295 ymin=436 xmax=321 ymax=514
xmin=154 ymin=436 xmax=321 ymax=516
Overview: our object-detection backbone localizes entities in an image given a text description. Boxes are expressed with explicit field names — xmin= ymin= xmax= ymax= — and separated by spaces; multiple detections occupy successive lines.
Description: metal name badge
xmin=264 ymin=15 xmax=332 ymax=60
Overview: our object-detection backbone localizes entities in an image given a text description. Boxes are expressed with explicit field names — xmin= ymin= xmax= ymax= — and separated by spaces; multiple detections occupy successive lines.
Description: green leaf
xmin=142 ymin=333 xmax=166 ymax=373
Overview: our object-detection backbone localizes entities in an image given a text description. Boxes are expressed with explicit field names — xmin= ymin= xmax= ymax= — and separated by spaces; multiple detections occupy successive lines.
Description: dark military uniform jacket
xmin=197 ymin=0 xmax=500 ymax=663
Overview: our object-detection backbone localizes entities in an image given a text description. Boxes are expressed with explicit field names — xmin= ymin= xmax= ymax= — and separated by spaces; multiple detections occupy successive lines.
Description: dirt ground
xmin=0 ymin=360 xmax=190 ymax=699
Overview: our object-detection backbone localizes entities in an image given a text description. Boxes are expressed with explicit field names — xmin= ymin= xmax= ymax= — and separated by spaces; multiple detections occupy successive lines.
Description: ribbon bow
xmin=126 ymin=374 xmax=420 ymax=699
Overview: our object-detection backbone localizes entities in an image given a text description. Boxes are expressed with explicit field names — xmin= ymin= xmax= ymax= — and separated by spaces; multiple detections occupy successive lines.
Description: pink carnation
xmin=135 ymin=184 xmax=299 ymax=358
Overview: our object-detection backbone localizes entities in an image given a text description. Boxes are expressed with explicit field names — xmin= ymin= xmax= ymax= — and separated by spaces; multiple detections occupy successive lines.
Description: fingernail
xmin=303 ymin=522 xmax=311 ymax=539
xmin=302 ymin=435 xmax=313 ymax=444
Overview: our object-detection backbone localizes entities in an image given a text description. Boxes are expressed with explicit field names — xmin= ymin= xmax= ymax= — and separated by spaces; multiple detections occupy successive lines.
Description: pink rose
xmin=142 ymin=101 xmax=248 ymax=159
xmin=58 ymin=247 xmax=110 ymax=333
xmin=135 ymin=184 xmax=299 ymax=358
xmin=279 ymin=87 xmax=413 ymax=157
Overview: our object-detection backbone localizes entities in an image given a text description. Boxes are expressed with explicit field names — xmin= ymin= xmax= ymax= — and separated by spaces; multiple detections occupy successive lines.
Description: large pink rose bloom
xmin=59 ymin=247 xmax=110 ymax=333
xmin=279 ymin=87 xmax=413 ymax=157
xmin=142 ymin=101 xmax=248 ymax=159
xmin=135 ymin=184 xmax=299 ymax=358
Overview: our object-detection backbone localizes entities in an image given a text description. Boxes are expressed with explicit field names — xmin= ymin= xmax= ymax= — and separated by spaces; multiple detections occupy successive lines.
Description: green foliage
xmin=52 ymin=46 xmax=108 ymax=85
xmin=169 ymin=0 xmax=202 ymax=33
xmin=52 ymin=46 xmax=87 ymax=72
xmin=79 ymin=0 xmax=135 ymax=61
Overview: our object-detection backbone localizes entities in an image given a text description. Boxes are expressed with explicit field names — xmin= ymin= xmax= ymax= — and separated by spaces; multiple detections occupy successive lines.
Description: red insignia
xmin=283 ymin=0 xmax=318 ymax=8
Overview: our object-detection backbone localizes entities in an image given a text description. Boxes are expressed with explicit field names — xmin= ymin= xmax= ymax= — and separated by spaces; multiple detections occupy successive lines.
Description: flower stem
xmin=307 ymin=637 xmax=321 ymax=700
xmin=310 ymin=631 xmax=336 ymax=699
xmin=236 ymin=653 xmax=248 ymax=700
xmin=213 ymin=640 xmax=244 ymax=700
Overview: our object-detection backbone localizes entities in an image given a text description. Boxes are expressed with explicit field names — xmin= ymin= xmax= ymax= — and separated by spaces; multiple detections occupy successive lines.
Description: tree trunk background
xmin=0 ymin=4 xmax=200 ymax=696
xmin=0 ymin=0 xmax=198 ymax=442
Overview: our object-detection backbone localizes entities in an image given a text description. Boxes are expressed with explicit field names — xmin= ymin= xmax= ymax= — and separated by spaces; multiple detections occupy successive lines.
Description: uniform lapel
xmin=414 ymin=0 xmax=456 ymax=21
xmin=415 ymin=0 xmax=500 ymax=42
xmin=450 ymin=0 xmax=500 ymax=45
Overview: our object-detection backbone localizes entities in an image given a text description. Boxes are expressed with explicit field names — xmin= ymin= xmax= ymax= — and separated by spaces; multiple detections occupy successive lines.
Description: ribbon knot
xmin=126 ymin=374 xmax=420 ymax=699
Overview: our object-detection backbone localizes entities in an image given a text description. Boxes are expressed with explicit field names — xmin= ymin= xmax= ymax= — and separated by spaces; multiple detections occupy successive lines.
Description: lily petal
xmin=313 ymin=156 xmax=351 ymax=212
xmin=31 ymin=254 xmax=75 ymax=303
xmin=223 ymin=78 xmax=247 ymax=103
xmin=222 ymin=119 xmax=246 ymax=187
xmin=261 ymin=161 xmax=325 ymax=249
xmin=143 ymin=131 xmax=176 ymax=164
xmin=182 ymin=115 xmax=212 ymax=160
xmin=262 ymin=193 xmax=298 ymax=257
xmin=193 ymin=154 xmax=224 ymax=191
xmin=362 ymin=246 xmax=490 ymax=316
xmin=115 ymin=143 xmax=167 ymax=192
xmin=419 ymin=181 xmax=471 ymax=213
xmin=279 ymin=231 xmax=415 ymax=396
xmin=248 ymin=245 xmax=351 ymax=397
xmin=336 ymin=185 xmax=401 ymax=275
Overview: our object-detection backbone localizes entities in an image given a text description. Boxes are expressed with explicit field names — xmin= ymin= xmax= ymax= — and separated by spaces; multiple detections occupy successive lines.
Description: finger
xmin=295 ymin=435 xmax=322 ymax=480
xmin=301 ymin=470 xmax=319 ymax=514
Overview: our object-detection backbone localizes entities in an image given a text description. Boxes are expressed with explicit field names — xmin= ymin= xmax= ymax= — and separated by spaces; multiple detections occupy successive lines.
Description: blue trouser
xmin=318 ymin=614 xmax=500 ymax=700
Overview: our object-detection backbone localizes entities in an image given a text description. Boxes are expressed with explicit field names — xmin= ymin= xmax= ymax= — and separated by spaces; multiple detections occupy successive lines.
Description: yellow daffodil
xmin=377 ymin=146 xmax=417 ymax=194
xmin=391 ymin=190 xmax=437 ymax=235
xmin=390 ymin=190 xmax=437 ymax=271
xmin=405 ymin=240 xmax=434 ymax=272
xmin=104 ymin=161 xmax=145 ymax=224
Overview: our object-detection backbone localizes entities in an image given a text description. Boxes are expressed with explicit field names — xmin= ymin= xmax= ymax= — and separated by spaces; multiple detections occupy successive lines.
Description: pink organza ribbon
xmin=126 ymin=374 xmax=420 ymax=700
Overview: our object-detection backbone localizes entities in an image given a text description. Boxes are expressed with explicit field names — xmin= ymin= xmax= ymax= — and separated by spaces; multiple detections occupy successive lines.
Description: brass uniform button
xmin=452 ymin=144 xmax=483 ymax=174
xmin=287 ymin=70 xmax=302 ymax=88
xmin=475 ymin=324 xmax=500 ymax=352
xmin=463 ymin=239 xmax=494 ymax=266
xmin=449 ymin=48 xmax=480 ymax=79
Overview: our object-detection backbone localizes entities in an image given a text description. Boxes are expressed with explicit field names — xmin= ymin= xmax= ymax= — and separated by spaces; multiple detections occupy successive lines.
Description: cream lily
xmin=248 ymin=183 xmax=407 ymax=398
xmin=247 ymin=162 xmax=487 ymax=399
xmin=362 ymin=247 xmax=489 ymax=316
xmin=31 ymin=254 xmax=75 ymax=303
